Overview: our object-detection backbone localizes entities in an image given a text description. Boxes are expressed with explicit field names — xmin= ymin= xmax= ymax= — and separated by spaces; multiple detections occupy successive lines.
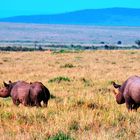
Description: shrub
xmin=100 ymin=41 xmax=105 ymax=44
xmin=117 ymin=41 xmax=122 ymax=45
xmin=48 ymin=131 xmax=74 ymax=140
xmin=87 ymin=103 xmax=99 ymax=110
xmin=48 ymin=76 xmax=71 ymax=83
xmin=76 ymin=100 xmax=85 ymax=106
xmin=69 ymin=121 xmax=79 ymax=131
xmin=135 ymin=40 xmax=140 ymax=46
xmin=111 ymin=62 xmax=116 ymax=64
xmin=53 ymin=49 xmax=70 ymax=54
xmin=0 ymin=46 xmax=43 ymax=51
xmin=60 ymin=63 xmax=75 ymax=68
xmin=59 ymin=49 xmax=66 ymax=53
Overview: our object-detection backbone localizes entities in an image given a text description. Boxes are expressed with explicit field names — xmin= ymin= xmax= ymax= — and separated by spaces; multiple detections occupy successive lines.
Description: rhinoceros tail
xmin=44 ymin=86 xmax=50 ymax=100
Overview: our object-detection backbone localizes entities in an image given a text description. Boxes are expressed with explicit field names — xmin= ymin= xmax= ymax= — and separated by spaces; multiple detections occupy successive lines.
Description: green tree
xmin=135 ymin=40 xmax=140 ymax=46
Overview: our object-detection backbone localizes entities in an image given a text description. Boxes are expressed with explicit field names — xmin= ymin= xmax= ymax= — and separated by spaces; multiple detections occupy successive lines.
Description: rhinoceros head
xmin=112 ymin=81 xmax=125 ymax=104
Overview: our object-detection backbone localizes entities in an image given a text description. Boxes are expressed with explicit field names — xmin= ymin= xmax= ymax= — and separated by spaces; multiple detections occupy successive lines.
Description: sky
xmin=0 ymin=0 xmax=140 ymax=18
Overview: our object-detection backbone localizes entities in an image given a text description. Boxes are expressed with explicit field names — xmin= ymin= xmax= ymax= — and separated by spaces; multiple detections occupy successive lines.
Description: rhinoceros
xmin=112 ymin=75 xmax=140 ymax=111
xmin=0 ymin=81 xmax=50 ymax=107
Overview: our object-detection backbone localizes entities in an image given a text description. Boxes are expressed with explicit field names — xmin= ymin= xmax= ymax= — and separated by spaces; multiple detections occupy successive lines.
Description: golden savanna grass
xmin=0 ymin=50 xmax=140 ymax=140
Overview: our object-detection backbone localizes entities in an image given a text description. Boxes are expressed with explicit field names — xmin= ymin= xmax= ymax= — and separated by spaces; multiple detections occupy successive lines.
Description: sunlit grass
xmin=0 ymin=50 xmax=140 ymax=139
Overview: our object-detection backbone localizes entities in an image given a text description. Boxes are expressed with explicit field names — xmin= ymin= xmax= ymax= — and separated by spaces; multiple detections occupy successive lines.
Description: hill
xmin=0 ymin=8 xmax=140 ymax=26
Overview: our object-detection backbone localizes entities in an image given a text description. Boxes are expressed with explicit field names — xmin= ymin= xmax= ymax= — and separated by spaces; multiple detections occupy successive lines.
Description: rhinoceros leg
xmin=124 ymin=94 xmax=137 ymax=111
xmin=43 ymin=99 xmax=48 ymax=107
xmin=132 ymin=104 xmax=139 ymax=111
xmin=36 ymin=101 xmax=41 ymax=107
xmin=34 ymin=98 xmax=41 ymax=107
xmin=126 ymin=102 xmax=132 ymax=111
xmin=12 ymin=98 xmax=20 ymax=106
xmin=22 ymin=100 xmax=29 ymax=106
xmin=125 ymin=99 xmax=132 ymax=111
xmin=22 ymin=96 xmax=31 ymax=106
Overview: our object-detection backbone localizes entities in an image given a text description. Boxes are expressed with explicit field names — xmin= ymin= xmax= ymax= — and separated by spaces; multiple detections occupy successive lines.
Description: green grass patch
xmin=48 ymin=131 xmax=74 ymax=140
xmin=69 ymin=120 xmax=80 ymax=131
xmin=48 ymin=76 xmax=71 ymax=83
xmin=53 ymin=49 xmax=72 ymax=54
xmin=0 ymin=111 xmax=13 ymax=120
xmin=60 ymin=63 xmax=75 ymax=68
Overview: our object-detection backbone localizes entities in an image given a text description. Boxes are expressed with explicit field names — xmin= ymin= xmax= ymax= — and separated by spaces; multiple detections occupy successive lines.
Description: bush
xmin=53 ymin=49 xmax=71 ymax=54
xmin=0 ymin=46 xmax=44 ymax=51
xmin=48 ymin=131 xmax=74 ymax=140
xmin=60 ymin=63 xmax=75 ymax=68
xmin=135 ymin=40 xmax=140 ymax=46
xmin=117 ymin=41 xmax=122 ymax=45
xmin=48 ymin=76 xmax=71 ymax=83
xmin=69 ymin=121 xmax=79 ymax=131
xmin=100 ymin=41 xmax=105 ymax=44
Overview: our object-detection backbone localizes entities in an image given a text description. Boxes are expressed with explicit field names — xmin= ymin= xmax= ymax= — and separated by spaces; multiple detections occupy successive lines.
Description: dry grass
xmin=0 ymin=50 xmax=140 ymax=140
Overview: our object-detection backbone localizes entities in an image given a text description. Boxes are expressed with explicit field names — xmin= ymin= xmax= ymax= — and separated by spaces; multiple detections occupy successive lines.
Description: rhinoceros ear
xmin=112 ymin=81 xmax=121 ymax=88
xmin=3 ymin=81 xmax=9 ymax=87
xmin=9 ymin=80 xmax=12 ymax=84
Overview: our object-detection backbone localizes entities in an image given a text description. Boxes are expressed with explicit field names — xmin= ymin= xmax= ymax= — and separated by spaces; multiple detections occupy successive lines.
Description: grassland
xmin=0 ymin=50 xmax=140 ymax=140
xmin=0 ymin=22 xmax=140 ymax=46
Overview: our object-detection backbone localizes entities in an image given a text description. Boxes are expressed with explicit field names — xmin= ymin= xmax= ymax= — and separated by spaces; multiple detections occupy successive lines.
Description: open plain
xmin=0 ymin=22 xmax=140 ymax=46
xmin=0 ymin=50 xmax=140 ymax=139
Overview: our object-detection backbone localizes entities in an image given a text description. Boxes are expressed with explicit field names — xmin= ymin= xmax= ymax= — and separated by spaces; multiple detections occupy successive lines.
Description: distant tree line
xmin=0 ymin=46 xmax=44 ymax=51
xmin=0 ymin=43 xmax=140 ymax=52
